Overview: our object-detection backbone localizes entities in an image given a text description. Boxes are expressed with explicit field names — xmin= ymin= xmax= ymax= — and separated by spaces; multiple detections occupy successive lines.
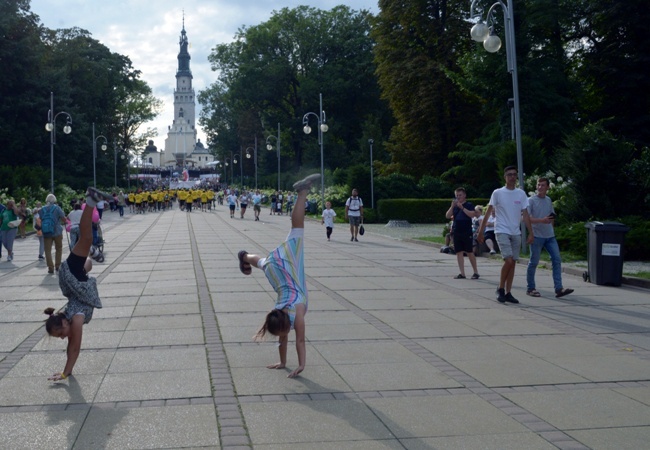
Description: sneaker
xmin=354 ymin=238 xmax=359 ymax=242
xmin=489 ymin=250 xmax=496 ymax=255
xmin=496 ymin=288 xmax=506 ymax=303
xmin=351 ymin=236 xmax=354 ymax=241
xmin=504 ymin=292 xmax=520 ymax=304
xmin=292 ymin=173 xmax=321 ymax=191
xmin=471 ymin=273 xmax=480 ymax=279
xmin=38 ymin=256 xmax=45 ymax=260
xmin=7 ymin=254 xmax=13 ymax=262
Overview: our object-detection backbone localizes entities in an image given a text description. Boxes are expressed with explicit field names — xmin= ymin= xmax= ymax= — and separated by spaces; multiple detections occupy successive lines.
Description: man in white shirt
xmin=478 ymin=166 xmax=534 ymax=304
xmin=344 ymin=188 xmax=364 ymax=242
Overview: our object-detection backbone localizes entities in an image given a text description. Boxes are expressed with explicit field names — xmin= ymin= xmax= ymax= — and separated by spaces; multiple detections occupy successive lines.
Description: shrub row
xmin=377 ymin=198 xmax=489 ymax=224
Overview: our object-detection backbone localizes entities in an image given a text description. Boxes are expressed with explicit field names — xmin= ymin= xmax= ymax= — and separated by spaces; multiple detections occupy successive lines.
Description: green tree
xmin=200 ymin=6 xmax=390 ymax=180
xmin=372 ymin=0 xmax=485 ymax=178
xmin=555 ymin=121 xmax=637 ymax=220
xmin=570 ymin=0 xmax=650 ymax=148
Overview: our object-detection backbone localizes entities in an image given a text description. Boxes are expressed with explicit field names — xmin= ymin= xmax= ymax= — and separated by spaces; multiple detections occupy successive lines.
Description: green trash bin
xmin=584 ymin=221 xmax=630 ymax=286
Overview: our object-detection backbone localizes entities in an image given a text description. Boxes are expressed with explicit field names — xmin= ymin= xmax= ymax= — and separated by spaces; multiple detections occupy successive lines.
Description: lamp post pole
xmin=266 ymin=123 xmax=281 ymax=192
xmin=45 ymin=92 xmax=72 ymax=193
xmin=470 ymin=0 xmax=525 ymax=246
xmin=92 ymin=123 xmax=108 ymax=188
xmin=368 ymin=139 xmax=375 ymax=210
xmin=245 ymin=139 xmax=258 ymax=190
xmin=302 ymin=93 xmax=328 ymax=211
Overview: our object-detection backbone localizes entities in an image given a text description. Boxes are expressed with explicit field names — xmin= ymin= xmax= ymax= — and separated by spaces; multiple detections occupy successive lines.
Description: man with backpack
xmin=41 ymin=194 xmax=66 ymax=274
xmin=345 ymin=188 xmax=364 ymax=242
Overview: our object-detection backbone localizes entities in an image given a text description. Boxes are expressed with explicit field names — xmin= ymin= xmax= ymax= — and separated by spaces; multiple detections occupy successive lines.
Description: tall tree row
xmin=0 ymin=0 xmax=160 ymax=192
xmin=199 ymin=6 xmax=393 ymax=183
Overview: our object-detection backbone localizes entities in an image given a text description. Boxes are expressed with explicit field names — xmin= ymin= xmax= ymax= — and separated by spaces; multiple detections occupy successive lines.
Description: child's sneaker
xmin=292 ymin=173 xmax=321 ymax=192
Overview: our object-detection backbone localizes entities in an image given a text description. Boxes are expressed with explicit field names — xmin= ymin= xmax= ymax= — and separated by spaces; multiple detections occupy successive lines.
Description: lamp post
xmin=224 ymin=157 xmax=230 ymax=185
xmin=302 ymin=93 xmax=328 ymax=210
xmin=233 ymin=149 xmax=243 ymax=187
xmin=469 ymin=0 xmax=526 ymax=246
xmin=111 ymin=141 xmax=119 ymax=188
xmin=266 ymin=123 xmax=281 ymax=192
xmin=245 ymin=137 xmax=258 ymax=190
xmin=121 ymin=152 xmax=130 ymax=189
xmin=92 ymin=123 xmax=108 ymax=188
xmin=368 ymin=139 xmax=375 ymax=210
xmin=45 ymin=92 xmax=72 ymax=193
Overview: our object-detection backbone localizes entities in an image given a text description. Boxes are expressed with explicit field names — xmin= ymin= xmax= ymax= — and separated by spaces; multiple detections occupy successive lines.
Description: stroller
xmin=66 ymin=220 xmax=105 ymax=263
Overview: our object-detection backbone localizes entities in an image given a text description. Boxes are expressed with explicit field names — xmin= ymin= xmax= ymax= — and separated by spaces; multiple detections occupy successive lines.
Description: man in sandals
xmin=525 ymin=177 xmax=574 ymax=299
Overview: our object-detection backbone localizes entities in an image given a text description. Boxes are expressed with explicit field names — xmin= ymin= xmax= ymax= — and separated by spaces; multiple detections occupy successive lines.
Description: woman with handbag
xmin=0 ymin=199 xmax=21 ymax=262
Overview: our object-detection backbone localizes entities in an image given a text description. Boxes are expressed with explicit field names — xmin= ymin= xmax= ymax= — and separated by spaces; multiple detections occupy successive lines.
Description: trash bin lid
xmin=584 ymin=221 xmax=630 ymax=232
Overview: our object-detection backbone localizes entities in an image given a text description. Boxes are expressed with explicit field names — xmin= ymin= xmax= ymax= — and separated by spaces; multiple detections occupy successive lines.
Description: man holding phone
xmin=525 ymin=177 xmax=574 ymax=298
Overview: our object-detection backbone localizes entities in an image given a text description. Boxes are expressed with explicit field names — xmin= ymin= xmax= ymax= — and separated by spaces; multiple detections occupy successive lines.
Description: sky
xmin=30 ymin=0 xmax=379 ymax=149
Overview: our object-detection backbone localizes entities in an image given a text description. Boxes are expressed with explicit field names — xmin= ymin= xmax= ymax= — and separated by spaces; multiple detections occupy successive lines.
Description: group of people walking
xmin=450 ymin=165 xmax=574 ymax=303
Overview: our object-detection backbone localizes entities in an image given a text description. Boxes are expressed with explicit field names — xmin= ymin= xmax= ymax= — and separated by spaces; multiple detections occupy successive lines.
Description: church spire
xmin=177 ymin=13 xmax=192 ymax=78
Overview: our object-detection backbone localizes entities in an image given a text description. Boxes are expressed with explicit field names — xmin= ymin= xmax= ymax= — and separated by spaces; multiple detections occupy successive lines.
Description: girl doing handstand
xmin=44 ymin=188 xmax=112 ymax=381
xmin=237 ymin=173 xmax=320 ymax=378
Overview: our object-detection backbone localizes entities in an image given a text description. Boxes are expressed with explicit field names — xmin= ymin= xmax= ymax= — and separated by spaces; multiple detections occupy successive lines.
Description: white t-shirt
xmin=96 ymin=200 xmax=105 ymax=210
xmin=489 ymin=187 xmax=528 ymax=235
xmin=345 ymin=196 xmax=363 ymax=217
xmin=68 ymin=210 xmax=83 ymax=229
xmin=322 ymin=209 xmax=337 ymax=227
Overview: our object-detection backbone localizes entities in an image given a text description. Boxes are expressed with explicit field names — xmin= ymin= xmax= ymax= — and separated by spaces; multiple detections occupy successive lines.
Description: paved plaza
xmin=0 ymin=205 xmax=649 ymax=449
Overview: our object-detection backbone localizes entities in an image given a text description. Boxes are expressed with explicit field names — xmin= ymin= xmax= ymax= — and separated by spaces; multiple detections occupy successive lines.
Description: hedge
xmin=377 ymin=198 xmax=489 ymax=223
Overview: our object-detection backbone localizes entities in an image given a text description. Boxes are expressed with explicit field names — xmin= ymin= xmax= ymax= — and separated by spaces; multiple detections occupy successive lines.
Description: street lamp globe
xmin=320 ymin=123 xmax=328 ymax=133
xmin=470 ymin=22 xmax=489 ymax=42
xmin=266 ymin=143 xmax=273 ymax=151
xmin=303 ymin=125 xmax=312 ymax=134
xmin=484 ymin=34 xmax=502 ymax=53
xmin=101 ymin=143 xmax=107 ymax=151
xmin=63 ymin=124 xmax=72 ymax=134
xmin=45 ymin=123 xmax=53 ymax=132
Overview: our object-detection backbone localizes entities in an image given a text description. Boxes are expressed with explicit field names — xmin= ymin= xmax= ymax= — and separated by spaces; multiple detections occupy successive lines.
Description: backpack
xmin=40 ymin=205 xmax=56 ymax=237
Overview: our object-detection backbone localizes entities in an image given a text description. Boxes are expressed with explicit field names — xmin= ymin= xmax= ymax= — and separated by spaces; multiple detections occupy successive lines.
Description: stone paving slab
xmin=75 ymin=404 xmax=220 ymax=449
xmin=0 ymin=206 xmax=648 ymax=449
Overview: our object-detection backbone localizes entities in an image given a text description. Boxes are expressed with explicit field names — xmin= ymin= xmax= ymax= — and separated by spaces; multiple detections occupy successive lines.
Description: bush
xmin=555 ymin=216 xmax=649 ymax=261
xmin=377 ymin=198 xmax=488 ymax=223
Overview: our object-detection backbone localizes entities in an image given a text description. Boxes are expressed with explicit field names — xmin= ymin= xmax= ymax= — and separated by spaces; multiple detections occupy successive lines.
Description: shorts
xmin=485 ymin=230 xmax=496 ymax=242
xmin=59 ymin=253 xmax=102 ymax=324
xmin=229 ymin=204 xmax=236 ymax=211
xmin=453 ymin=232 xmax=474 ymax=253
xmin=258 ymin=228 xmax=307 ymax=328
xmin=496 ymin=233 xmax=522 ymax=260
xmin=349 ymin=216 xmax=361 ymax=226
xmin=240 ymin=204 xmax=247 ymax=210
xmin=254 ymin=204 xmax=261 ymax=212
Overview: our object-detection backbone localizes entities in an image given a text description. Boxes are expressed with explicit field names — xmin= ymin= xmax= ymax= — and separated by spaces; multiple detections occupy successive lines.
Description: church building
xmin=146 ymin=19 xmax=214 ymax=169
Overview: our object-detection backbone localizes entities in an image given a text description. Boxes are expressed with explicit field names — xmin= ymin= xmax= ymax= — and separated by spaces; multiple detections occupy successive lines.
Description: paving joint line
xmin=0 ymin=213 xmax=164 ymax=383
xmin=187 ymin=213 xmax=253 ymax=449
xmin=302 ymin=251 xmax=586 ymax=448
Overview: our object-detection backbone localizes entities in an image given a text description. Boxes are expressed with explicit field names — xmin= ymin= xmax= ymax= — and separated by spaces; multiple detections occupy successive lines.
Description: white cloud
xmin=30 ymin=0 xmax=379 ymax=148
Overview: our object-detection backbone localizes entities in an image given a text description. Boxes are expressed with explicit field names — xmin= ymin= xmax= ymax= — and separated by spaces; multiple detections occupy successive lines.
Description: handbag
xmin=359 ymin=224 xmax=365 ymax=236
xmin=8 ymin=219 xmax=22 ymax=228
